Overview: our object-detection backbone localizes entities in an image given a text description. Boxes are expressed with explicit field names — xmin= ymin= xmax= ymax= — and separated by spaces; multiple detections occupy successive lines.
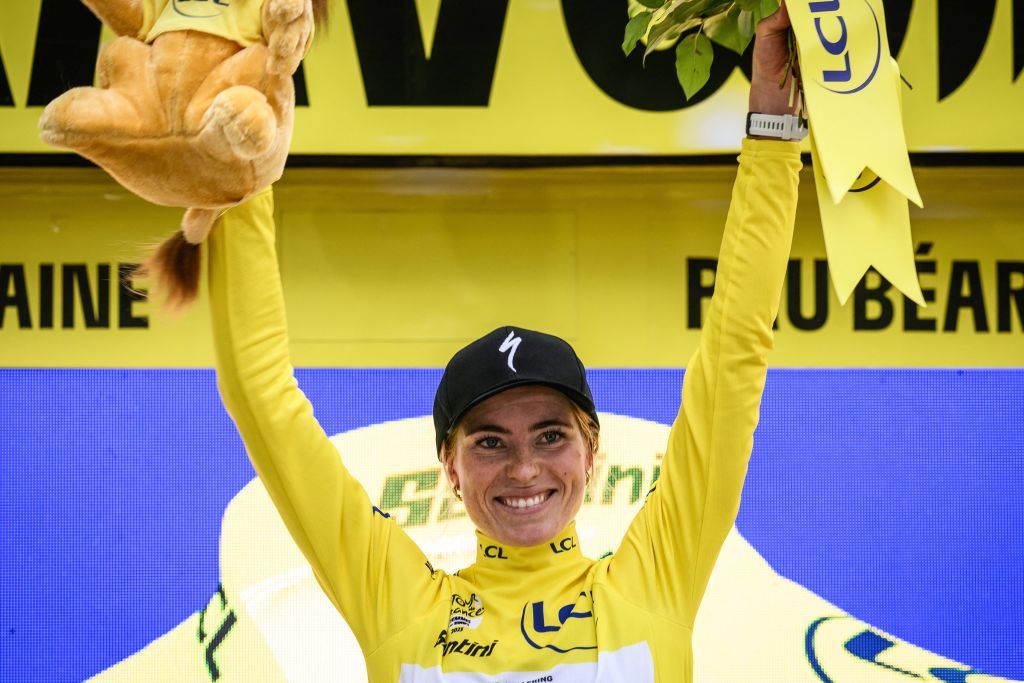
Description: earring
xmin=453 ymin=485 xmax=462 ymax=501
xmin=585 ymin=470 xmax=592 ymax=485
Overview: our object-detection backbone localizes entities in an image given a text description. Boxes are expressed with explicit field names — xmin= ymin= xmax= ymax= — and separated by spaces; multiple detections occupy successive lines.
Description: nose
xmin=506 ymin=447 xmax=541 ymax=483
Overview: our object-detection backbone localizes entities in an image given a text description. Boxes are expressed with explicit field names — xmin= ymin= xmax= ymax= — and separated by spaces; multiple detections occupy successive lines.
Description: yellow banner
xmin=0 ymin=0 xmax=1021 ymax=154
xmin=789 ymin=1 xmax=924 ymax=306
xmin=2 ymin=166 xmax=1022 ymax=368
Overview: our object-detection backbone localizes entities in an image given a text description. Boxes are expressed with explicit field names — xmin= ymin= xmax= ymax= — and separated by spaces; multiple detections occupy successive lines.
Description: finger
xmin=759 ymin=0 xmax=791 ymax=35
xmin=776 ymin=1 xmax=790 ymax=29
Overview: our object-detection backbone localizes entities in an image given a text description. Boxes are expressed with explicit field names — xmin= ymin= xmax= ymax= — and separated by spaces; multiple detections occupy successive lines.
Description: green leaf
xmin=643 ymin=0 xmax=711 ymax=61
xmin=737 ymin=8 xmax=755 ymax=40
xmin=759 ymin=0 xmax=780 ymax=17
xmin=704 ymin=4 xmax=756 ymax=55
xmin=635 ymin=0 xmax=665 ymax=8
xmin=704 ymin=6 xmax=740 ymax=54
xmin=623 ymin=12 xmax=653 ymax=56
xmin=675 ymin=32 xmax=714 ymax=99
xmin=735 ymin=0 xmax=760 ymax=10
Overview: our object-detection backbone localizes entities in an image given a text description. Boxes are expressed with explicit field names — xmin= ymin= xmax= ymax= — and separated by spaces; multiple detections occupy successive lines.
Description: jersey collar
xmin=474 ymin=523 xmax=582 ymax=569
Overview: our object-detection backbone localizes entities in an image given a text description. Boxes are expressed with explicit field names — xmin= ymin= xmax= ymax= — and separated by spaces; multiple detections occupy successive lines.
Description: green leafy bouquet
xmin=622 ymin=0 xmax=782 ymax=99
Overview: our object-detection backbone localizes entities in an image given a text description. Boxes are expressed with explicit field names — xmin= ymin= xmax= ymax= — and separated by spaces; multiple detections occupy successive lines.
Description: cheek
xmin=455 ymin=458 xmax=499 ymax=492
xmin=558 ymin=451 xmax=588 ymax=481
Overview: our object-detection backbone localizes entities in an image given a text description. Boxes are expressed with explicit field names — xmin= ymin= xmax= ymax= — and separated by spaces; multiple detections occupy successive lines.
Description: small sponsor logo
xmin=805 ymin=616 xmax=985 ymax=682
xmin=498 ymin=331 xmax=522 ymax=372
xmin=433 ymin=629 xmax=497 ymax=658
xmin=519 ymin=592 xmax=596 ymax=653
xmin=480 ymin=543 xmax=509 ymax=559
xmin=549 ymin=536 xmax=577 ymax=554
xmin=449 ymin=593 xmax=485 ymax=632
xmin=849 ymin=169 xmax=882 ymax=193
xmin=172 ymin=0 xmax=230 ymax=19
xmin=807 ymin=0 xmax=881 ymax=95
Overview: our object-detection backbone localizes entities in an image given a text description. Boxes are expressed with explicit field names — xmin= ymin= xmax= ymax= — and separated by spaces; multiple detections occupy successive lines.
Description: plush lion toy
xmin=39 ymin=0 xmax=326 ymax=305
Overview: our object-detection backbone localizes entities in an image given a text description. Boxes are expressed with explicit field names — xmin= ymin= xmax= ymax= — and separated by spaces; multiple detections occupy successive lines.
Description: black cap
xmin=433 ymin=326 xmax=598 ymax=455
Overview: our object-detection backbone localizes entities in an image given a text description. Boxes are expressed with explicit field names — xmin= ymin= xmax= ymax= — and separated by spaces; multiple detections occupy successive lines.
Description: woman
xmin=209 ymin=6 xmax=803 ymax=681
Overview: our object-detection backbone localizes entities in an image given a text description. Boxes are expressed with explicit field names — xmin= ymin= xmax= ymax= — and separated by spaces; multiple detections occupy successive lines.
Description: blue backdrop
xmin=1 ymin=369 xmax=1021 ymax=682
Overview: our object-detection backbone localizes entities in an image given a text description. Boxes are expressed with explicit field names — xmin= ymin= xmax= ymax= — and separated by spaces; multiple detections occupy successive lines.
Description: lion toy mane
xmin=39 ymin=0 xmax=327 ymax=305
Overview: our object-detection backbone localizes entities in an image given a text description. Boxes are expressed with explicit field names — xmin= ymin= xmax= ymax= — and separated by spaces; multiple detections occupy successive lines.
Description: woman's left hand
xmin=749 ymin=1 xmax=799 ymax=116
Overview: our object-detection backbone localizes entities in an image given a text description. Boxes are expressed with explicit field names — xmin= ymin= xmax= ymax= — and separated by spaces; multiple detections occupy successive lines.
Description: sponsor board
xmin=0 ymin=0 xmax=1021 ymax=154
xmin=78 ymin=413 xmax=1020 ymax=682
xmin=1 ymin=167 xmax=1022 ymax=368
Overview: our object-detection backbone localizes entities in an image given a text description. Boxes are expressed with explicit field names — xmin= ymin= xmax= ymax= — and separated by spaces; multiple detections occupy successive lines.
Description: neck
xmin=474 ymin=522 xmax=582 ymax=569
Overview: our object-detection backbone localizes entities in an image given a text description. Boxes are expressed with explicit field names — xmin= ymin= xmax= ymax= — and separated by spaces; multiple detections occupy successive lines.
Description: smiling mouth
xmin=496 ymin=490 xmax=554 ymax=510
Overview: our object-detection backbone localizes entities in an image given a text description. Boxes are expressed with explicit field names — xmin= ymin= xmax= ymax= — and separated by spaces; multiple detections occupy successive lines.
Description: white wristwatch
xmin=746 ymin=113 xmax=809 ymax=141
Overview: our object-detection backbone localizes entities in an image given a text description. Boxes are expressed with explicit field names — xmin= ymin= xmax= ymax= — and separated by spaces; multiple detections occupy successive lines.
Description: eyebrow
xmin=464 ymin=419 xmax=572 ymax=437
xmin=464 ymin=424 xmax=511 ymax=436
xmin=529 ymin=419 xmax=573 ymax=431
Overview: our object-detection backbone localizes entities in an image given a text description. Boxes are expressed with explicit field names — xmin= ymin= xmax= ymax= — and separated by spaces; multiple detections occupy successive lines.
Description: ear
xmin=442 ymin=446 xmax=460 ymax=491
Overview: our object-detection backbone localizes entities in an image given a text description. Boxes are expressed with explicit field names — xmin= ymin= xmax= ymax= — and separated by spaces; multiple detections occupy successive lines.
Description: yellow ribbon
xmin=788 ymin=0 xmax=924 ymax=305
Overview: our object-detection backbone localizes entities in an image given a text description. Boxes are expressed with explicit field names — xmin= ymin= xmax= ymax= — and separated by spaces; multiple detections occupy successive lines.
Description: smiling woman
xmin=201 ymin=8 xmax=803 ymax=683
xmin=431 ymin=326 xmax=601 ymax=548
xmin=208 ymin=133 xmax=800 ymax=680
xmin=442 ymin=383 xmax=594 ymax=548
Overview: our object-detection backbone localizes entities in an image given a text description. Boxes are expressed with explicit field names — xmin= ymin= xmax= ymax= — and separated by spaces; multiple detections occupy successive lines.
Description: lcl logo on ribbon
xmin=809 ymin=0 xmax=882 ymax=95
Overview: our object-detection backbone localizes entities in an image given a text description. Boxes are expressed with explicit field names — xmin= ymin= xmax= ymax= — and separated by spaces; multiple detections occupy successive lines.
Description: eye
xmin=476 ymin=436 xmax=503 ymax=450
xmin=539 ymin=430 xmax=565 ymax=445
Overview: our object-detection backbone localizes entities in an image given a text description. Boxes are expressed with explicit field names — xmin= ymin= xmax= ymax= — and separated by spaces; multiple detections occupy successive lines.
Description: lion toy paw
xmin=39 ymin=0 xmax=324 ymax=306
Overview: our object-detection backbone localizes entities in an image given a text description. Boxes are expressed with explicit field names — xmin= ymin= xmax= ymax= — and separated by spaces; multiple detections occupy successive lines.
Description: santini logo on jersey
xmin=433 ymin=629 xmax=497 ymax=657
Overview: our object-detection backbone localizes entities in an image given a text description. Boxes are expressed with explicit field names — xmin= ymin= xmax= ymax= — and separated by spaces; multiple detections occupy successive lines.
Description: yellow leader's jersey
xmin=207 ymin=138 xmax=802 ymax=682
xmin=139 ymin=0 xmax=266 ymax=47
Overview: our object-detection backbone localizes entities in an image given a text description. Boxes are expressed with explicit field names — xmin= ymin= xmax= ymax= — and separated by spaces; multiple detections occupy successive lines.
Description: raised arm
xmin=207 ymin=189 xmax=442 ymax=651
xmin=607 ymin=5 xmax=802 ymax=625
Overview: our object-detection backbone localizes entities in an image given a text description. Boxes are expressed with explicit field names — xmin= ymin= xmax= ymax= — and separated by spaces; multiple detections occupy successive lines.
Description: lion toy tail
xmin=142 ymin=209 xmax=219 ymax=308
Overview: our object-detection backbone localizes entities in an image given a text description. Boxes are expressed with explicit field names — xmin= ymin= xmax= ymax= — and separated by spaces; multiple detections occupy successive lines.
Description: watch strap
xmin=746 ymin=112 xmax=809 ymax=141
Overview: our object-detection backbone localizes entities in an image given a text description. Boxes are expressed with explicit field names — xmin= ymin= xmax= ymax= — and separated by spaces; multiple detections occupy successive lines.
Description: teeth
xmin=499 ymin=492 xmax=549 ymax=509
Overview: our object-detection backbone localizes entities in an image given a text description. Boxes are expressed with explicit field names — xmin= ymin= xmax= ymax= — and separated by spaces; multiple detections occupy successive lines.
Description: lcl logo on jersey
xmin=809 ymin=0 xmax=881 ymax=95
xmin=173 ymin=0 xmax=230 ymax=19
xmin=480 ymin=543 xmax=509 ymax=560
xmin=520 ymin=592 xmax=596 ymax=653
xmin=549 ymin=536 xmax=577 ymax=554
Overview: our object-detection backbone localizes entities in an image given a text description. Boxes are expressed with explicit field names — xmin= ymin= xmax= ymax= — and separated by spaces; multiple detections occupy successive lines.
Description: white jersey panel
xmin=397 ymin=642 xmax=653 ymax=683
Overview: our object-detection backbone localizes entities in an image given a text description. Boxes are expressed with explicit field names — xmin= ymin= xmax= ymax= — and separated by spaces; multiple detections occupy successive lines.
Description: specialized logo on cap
xmin=498 ymin=331 xmax=522 ymax=373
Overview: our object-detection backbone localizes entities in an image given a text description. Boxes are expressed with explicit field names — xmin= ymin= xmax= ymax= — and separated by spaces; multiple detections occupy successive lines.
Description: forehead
xmin=460 ymin=385 xmax=575 ymax=428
